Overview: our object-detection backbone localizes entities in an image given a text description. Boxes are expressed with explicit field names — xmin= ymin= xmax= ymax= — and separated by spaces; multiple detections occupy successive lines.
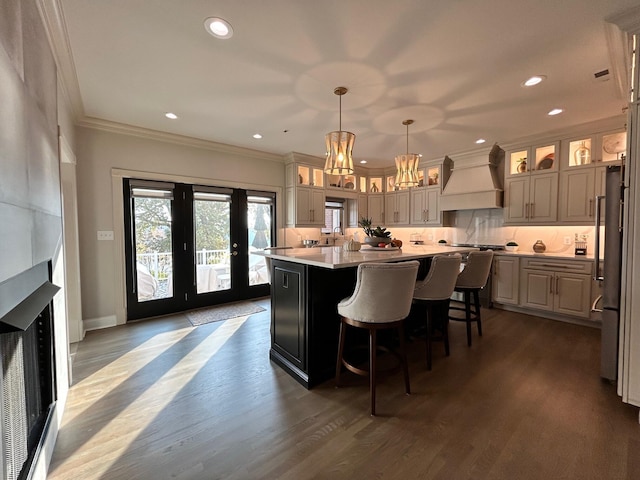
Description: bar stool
xmin=335 ymin=261 xmax=420 ymax=416
xmin=412 ymin=254 xmax=462 ymax=370
xmin=449 ymin=250 xmax=494 ymax=346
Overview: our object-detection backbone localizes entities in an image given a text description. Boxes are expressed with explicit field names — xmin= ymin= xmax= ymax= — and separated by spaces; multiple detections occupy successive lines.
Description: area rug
xmin=186 ymin=301 xmax=266 ymax=326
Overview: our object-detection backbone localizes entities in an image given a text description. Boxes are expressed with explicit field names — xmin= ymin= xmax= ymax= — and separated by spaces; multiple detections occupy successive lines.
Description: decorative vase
xmin=533 ymin=240 xmax=546 ymax=253
xmin=574 ymin=141 xmax=591 ymax=165
xmin=517 ymin=160 xmax=527 ymax=173
xmin=371 ymin=182 xmax=379 ymax=193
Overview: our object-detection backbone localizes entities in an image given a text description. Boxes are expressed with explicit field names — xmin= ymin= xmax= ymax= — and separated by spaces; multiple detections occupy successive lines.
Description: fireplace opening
xmin=0 ymin=262 xmax=58 ymax=480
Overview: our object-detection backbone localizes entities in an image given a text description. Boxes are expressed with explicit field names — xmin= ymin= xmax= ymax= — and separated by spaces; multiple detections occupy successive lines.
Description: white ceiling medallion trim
xmin=37 ymin=0 xmax=85 ymax=120
xmin=77 ymin=117 xmax=285 ymax=164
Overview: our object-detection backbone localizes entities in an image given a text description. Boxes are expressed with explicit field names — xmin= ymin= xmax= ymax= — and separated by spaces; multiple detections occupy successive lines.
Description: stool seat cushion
xmin=338 ymin=261 xmax=419 ymax=323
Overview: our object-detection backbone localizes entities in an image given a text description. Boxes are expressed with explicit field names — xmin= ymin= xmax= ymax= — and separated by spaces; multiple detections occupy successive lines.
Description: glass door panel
xmin=247 ymin=194 xmax=274 ymax=286
xmin=131 ymin=185 xmax=174 ymax=302
xmin=193 ymin=190 xmax=232 ymax=294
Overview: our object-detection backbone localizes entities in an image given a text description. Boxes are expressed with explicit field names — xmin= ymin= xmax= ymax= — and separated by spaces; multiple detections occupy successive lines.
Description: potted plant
xmin=506 ymin=241 xmax=519 ymax=252
xmin=358 ymin=217 xmax=392 ymax=246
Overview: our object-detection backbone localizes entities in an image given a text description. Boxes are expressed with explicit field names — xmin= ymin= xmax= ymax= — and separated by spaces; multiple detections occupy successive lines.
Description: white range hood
xmin=440 ymin=144 xmax=505 ymax=211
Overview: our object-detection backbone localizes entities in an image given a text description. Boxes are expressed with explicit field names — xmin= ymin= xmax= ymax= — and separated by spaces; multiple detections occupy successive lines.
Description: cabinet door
xmin=492 ymin=256 xmax=520 ymax=305
xmin=395 ymin=190 xmax=410 ymax=225
xmin=424 ymin=189 xmax=440 ymax=224
xmin=559 ymin=169 xmax=595 ymax=222
xmin=410 ymin=189 xmax=426 ymax=224
xmin=310 ymin=189 xmax=325 ymax=225
xmin=384 ymin=193 xmax=397 ymax=225
xmin=367 ymin=194 xmax=385 ymax=225
xmin=529 ymin=172 xmax=558 ymax=223
xmin=504 ymin=177 xmax=530 ymax=223
xmin=271 ymin=262 xmax=306 ymax=369
xmin=520 ymin=268 xmax=554 ymax=311
xmin=295 ymin=187 xmax=312 ymax=224
xmin=554 ymin=273 xmax=591 ymax=318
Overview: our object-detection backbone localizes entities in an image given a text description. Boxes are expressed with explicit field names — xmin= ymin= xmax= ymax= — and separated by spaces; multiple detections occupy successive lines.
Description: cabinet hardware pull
xmin=531 ymin=202 xmax=535 ymax=218
xmin=556 ymin=276 xmax=559 ymax=295
xmin=425 ymin=209 xmax=429 ymax=221
xmin=525 ymin=203 xmax=529 ymax=219
xmin=589 ymin=198 xmax=593 ymax=217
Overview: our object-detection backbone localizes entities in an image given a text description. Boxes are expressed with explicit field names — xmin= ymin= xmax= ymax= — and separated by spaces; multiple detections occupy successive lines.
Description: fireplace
xmin=0 ymin=262 xmax=59 ymax=480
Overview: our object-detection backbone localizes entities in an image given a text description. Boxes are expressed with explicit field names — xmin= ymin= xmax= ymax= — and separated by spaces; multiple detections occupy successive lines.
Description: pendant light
xmin=324 ymin=87 xmax=355 ymax=175
xmin=395 ymin=119 xmax=420 ymax=188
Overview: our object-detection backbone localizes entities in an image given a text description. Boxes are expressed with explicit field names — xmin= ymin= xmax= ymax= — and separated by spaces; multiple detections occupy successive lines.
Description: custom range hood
xmin=440 ymin=143 xmax=505 ymax=211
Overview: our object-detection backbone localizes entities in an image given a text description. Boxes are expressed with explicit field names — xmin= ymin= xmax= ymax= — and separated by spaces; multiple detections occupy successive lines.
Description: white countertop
xmin=255 ymin=245 xmax=477 ymax=269
xmin=494 ymin=250 xmax=596 ymax=260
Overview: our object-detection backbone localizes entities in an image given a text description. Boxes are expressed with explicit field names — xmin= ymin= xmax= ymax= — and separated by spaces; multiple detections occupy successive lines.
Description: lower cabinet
xmin=492 ymin=256 xmax=520 ymax=305
xmin=519 ymin=257 xmax=592 ymax=318
xmin=271 ymin=261 xmax=306 ymax=371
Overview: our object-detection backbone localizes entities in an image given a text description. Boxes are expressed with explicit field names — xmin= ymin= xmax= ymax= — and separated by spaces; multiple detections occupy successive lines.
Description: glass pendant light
xmin=324 ymin=87 xmax=355 ymax=175
xmin=395 ymin=119 xmax=420 ymax=188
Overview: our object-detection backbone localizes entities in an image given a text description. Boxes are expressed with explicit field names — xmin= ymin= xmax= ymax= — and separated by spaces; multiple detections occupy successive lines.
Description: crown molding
xmin=77 ymin=117 xmax=285 ymax=163
xmin=607 ymin=5 xmax=640 ymax=35
xmin=37 ymin=0 xmax=85 ymax=120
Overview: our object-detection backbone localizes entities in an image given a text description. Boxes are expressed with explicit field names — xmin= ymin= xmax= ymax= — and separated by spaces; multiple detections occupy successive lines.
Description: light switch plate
xmin=97 ymin=230 xmax=114 ymax=241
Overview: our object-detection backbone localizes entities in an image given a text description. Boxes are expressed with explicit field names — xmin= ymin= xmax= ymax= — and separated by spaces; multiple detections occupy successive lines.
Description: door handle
xmin=232 ymin=251 xmax=238 ymax=256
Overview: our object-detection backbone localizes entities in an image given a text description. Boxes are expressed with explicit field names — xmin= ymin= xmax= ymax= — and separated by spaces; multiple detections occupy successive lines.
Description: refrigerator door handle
xmin=594 ymin=195 xmax=605 ymax=281
xmin=591 ymin=294 xmax=603 ymax=313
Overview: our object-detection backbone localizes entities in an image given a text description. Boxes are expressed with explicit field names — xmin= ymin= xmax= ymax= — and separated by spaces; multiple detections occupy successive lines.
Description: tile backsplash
xmin=283 ymin=208 xmax=599 ymax=255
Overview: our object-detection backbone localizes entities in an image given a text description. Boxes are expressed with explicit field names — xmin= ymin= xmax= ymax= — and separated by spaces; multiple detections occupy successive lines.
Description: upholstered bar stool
xmin=335 ymin=261 xmax=420 ymax=416
xmin=412 ymin=254 xmax=462 ymax=370
xmin=449 ymin=250 xmax=494 ymax=346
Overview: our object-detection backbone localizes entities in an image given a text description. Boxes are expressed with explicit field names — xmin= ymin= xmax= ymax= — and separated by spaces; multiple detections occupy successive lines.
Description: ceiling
xmin=55 ymin=0 xmax=636 ymax=168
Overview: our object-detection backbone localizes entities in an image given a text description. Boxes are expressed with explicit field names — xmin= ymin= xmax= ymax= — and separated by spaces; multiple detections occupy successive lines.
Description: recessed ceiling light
xmin=165 ymin=112 xmax=178 ymax=119
xmin=522 ymin=75 xmax=546 ymax=87
xmin=360 ymin=160 xmax=367 ymax=164
xmin=475 ymin=138 xmax=486 ymax=144
xmin=253 ymin=133 xmax=262 ymax=139
xmin=548 ymin=108 xmax=564 ymax=116
xmin=204 ymin=17 xmax=233 ymax=39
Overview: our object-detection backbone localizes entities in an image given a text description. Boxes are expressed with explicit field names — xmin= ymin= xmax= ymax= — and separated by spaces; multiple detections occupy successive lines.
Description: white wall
xmin=74 ymin=126 xmax=285 ymax=325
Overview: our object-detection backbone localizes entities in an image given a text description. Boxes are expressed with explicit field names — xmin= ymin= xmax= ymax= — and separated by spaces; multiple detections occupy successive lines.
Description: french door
xmin=123 ymin=179 xmax=274 ymax=320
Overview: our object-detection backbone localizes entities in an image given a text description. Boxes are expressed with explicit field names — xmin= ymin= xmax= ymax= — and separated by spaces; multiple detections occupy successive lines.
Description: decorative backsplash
xmin=283 ymin=208 xmax=599 ymax=256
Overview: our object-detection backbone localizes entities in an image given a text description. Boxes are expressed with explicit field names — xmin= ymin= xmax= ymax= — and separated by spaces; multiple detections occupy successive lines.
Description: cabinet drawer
xmin=521 ymin=258 xmax=592 ymax=275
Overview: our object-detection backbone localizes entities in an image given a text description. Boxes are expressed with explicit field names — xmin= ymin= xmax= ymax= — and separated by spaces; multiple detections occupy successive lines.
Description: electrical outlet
xmin=563 ymin=236 xmax=572 ymax=245
xmin=97 ymin=230 xmax=114 ymax=241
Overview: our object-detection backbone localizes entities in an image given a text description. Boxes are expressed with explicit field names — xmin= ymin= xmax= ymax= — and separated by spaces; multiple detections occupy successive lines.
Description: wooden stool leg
xmin=398 ymin=325 xmax=410 ymax=395
xmin=442 ymin=301 xmax=450 ymax=357
xmin=464 ymin=291 xmax=472 ymax=347
xmin=335 ymin=321 xmax=346 ymax=387
xmin=426 ymin=304 xmax=433 ymax=371
xmin=474 ymin=290 xmax=482 ymax=337
xmin=369 ymin=329 xmax=377 ymax=416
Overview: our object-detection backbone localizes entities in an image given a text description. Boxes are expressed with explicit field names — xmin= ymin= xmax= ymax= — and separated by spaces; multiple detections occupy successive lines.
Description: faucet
xmin=333 ymin=226 xmax=342 ymax=240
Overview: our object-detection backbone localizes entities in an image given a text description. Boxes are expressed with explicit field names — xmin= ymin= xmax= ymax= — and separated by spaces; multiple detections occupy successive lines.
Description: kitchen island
xmin=256 ymin=245 xmax=476 ymax=388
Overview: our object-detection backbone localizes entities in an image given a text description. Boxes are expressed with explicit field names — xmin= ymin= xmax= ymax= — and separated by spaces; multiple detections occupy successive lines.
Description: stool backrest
xmin=456 ymin=250 xmax=494 ymax=288
xmin=338 ymin=261 xmax=420 ymax=323
xmin=413 ymin=254 xmax=462 ymax=301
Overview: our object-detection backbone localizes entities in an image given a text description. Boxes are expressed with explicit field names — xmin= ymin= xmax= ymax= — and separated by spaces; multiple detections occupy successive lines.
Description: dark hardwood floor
xmin=48 ymin=300 xmax=640 ymax=479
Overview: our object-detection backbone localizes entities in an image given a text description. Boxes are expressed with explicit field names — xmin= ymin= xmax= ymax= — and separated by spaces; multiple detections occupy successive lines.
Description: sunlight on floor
xmin=58 ymin=316 xmax=249 ymax=478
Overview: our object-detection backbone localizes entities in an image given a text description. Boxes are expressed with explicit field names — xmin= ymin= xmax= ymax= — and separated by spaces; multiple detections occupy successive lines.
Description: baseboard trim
xmin=84 ymin=315 xmax=117 ymax=331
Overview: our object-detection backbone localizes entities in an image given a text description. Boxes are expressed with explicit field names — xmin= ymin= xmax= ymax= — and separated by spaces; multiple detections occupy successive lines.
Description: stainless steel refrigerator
xmin=594 ymin=164 xmax=624 ymax=382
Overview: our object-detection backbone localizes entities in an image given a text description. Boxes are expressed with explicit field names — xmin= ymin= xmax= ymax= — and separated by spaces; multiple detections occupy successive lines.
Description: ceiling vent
xmin=593 ymin=69 xmax=610 ymax=82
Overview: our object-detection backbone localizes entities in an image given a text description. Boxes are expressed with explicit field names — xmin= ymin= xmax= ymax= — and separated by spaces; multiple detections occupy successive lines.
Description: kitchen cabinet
xmin=519 ymin=258 xmax=592 ymax=318
xmin=347 ymin=194 xmax=368 ymax=227
xmin=271 ymin=261 xmax=306 ymax=372
xmin=410 ymin=187 xmax=440 ymax=225
xmin=504 ymin=172 xmax=558 ymax=224
xmin=558 ymin=129 xmax=624 ymax=223
xmin=492 ymin=256 xmax=520 ymax=305
xmin=384 ymin=190 xmax=410 ymax=225
xmin=367 ymin=194 xmax=385 ymax=225
xmin=285 ymin=186 xmax=325 ymax=227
